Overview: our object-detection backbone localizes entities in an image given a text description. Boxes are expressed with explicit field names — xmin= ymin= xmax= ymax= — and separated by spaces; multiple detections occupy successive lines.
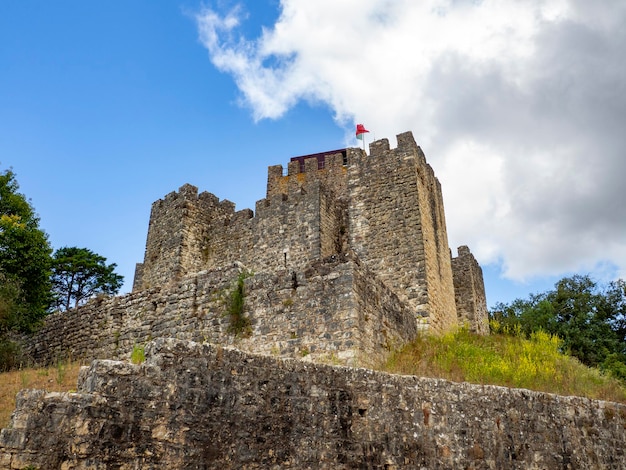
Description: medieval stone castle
xmin=4 ymin=132 xmax=625 ymax=470
xmin=133 ymin=130 xmax=487 ymax=337
xmin=21 ymin=131 xmax=488 ymax=367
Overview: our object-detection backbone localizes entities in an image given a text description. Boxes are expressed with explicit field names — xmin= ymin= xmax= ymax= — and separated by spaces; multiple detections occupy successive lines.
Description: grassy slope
xmin=0 ymin=362 xmax=82 ymax=429
xmin=381 ymin=328 xmax=626 ymax=403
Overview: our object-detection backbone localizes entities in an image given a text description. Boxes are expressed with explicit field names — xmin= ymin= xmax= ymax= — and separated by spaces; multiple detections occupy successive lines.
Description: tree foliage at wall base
xmin=490 ymin=275 xmax=626 ymax=381
xmin=0 ymin=168 xmax=52 ymax=333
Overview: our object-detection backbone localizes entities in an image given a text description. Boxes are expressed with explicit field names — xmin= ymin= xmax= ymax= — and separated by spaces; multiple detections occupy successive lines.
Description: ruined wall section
xmin=452 ymin=245 xmax=489 ymax=335
xmin=28 ymin=265 xmax=241 ymax=366
xmin=351 ymin=256 xmax=419 ymax=364
xmin=3 ymin=338 xmax=625 ymax=469
xmin=24 ymin=258 xmax=416 ymax=368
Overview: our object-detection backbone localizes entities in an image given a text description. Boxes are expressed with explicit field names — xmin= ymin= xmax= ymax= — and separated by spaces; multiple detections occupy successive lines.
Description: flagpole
xmin=356 ymin=124 xmax=370 ymax=154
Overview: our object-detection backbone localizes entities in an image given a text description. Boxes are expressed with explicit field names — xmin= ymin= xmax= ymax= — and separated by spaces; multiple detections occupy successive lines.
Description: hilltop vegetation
xmin=383 ymin=274 xmax=626 ymax=402
xmin=382 ymin=328 xmax=626 ymax=403
xmin=383 ymin=275 xmax=626 ymax=402
xmin=491 ymin=275 xmax=626 ymax=381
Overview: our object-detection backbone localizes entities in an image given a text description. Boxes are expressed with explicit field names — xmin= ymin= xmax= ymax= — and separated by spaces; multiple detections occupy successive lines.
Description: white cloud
xmin=196 ymin=0 xmax=626 ymax=282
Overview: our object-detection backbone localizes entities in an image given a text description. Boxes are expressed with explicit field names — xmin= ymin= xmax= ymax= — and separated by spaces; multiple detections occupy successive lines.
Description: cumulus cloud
xmin=196 ymin=0 xmax=626 ymax=282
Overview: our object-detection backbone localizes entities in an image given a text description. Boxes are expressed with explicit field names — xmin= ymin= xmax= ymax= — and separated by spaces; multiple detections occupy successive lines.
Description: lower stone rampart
xmin=2 ymin=338 xmax=625 ymax=469
xmin=24 ymin=256 xmax=417 ymax=368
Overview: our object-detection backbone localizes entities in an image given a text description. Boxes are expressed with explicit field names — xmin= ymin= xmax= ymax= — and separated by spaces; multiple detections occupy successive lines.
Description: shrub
xmin=227 ymin=271 xmax=252 ymax=337
xmin=131 ymin=344 xmax=145 ymax=364
xmin=0 ymin=337 xmax=23 ymax=372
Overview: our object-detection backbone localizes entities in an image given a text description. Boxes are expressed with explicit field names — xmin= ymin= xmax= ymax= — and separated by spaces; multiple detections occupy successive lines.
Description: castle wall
xmin=136 ymin=170 xmax=348 ymax=292
xmin=253 ymin=186 xmax=323 ymax=274
xmin=408 ymin=142 xmax=458 ymax=333
xmin=348 ymin=142 xmax=427 ymax=321
xmin=24 ymin=258 xmax=417 ymax=368
xmin=3 ymin=338 xmax=625 ymax=469
xmin=200 ymin=204 xmax=254 ymax=273
xmin=133 ymin=184 xmax=199 ymax=290
xmin=452 ymin=245 xmax=489 ymax=335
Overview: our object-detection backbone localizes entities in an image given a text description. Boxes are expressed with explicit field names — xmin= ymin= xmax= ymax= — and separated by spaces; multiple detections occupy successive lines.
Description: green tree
xmin=490 ymin=274 xmax=626 ymax=379
xmin=51 ymin=247 xmax=124 ymax=311
xmin=0 ymin=168 xmax=52 ymax=332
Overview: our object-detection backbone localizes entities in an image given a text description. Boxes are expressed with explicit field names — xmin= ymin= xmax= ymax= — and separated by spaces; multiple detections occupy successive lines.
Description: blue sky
xmin=2 ymin=1 xmax=625 ymax=308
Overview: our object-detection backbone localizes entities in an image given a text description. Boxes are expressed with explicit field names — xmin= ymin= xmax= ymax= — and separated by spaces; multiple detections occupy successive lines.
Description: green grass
xmin=382 ymin=328 xmax=626 ymax=403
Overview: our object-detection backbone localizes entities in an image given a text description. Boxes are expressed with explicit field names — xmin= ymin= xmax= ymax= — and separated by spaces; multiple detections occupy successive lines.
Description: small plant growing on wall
xmin=131 ymin=344 xmax=145 ymax=364
xmin=113 ymin=330 xmax=121 ymax=351
xmin=227 ymin=271 xmax=252 ymax=337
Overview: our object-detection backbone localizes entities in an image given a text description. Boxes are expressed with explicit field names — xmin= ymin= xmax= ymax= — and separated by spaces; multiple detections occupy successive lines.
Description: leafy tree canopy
xmin=51 ymin=247 xmax=124 ymax=311
xmin=0 ymin=168 xmax=52 ymax=332
xmin=0 ymin=169 xmax=36 ymax=225
xmin=491 ymin=274 xmax=626 ymax=381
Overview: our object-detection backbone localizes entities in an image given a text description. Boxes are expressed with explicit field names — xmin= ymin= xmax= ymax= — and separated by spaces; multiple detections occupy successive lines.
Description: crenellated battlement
xmin=266 ymin=149 xmax=352 ymax=199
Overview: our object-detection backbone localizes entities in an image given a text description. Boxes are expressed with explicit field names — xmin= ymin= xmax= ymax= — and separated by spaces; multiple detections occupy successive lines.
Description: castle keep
xmin=133 ymin=130 xmax=487 ymax=336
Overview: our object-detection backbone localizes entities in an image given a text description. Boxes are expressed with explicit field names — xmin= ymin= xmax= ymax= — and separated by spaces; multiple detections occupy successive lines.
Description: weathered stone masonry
xmin=25 ymin=257 xmax=417 ymax=368
xmin=452 ymin=245 xmax=489 ymax=335
xmin=2 ymin=339 xmax=625 ymax=469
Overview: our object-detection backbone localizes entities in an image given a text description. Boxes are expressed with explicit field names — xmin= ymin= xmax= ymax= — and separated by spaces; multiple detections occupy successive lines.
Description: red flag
xmin=356 ymin=124 xmax=369 ymax=140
